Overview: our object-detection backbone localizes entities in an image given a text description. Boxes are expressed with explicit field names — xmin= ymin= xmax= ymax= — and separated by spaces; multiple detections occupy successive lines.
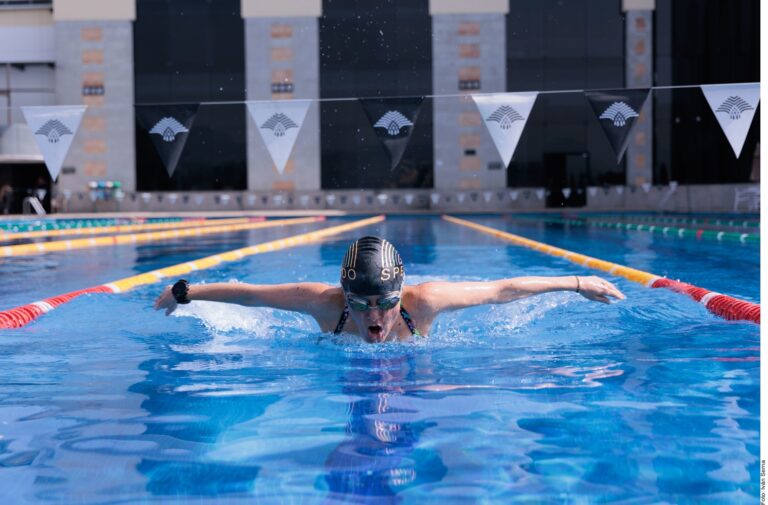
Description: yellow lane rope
xmin=0 ymin=215 xmax=385 ymax=328
xmin=103 ymin=215 xmax=385 ymax=292
xmin=442 ymin=215 xmax=659 ymax=285
xmin=1 ymin=216 xmax=322 ymax=257
xmin=0 ymin=217 xmax=253 ymax=242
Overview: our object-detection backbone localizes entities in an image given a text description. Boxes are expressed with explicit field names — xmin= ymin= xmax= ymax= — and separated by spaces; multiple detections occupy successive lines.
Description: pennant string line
xmin=4 ymin=82 xmax=755 ymax=110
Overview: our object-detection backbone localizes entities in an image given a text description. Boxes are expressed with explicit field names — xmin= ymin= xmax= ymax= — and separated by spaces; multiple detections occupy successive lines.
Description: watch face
xmin=172 ymin=281 xmax=188 ymax=301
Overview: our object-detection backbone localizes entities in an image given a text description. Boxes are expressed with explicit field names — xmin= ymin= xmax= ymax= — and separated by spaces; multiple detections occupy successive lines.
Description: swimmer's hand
xmin=154 ymin=285 xmax=178 ymax=316
xmin=576 ymin=276 xmax=625 ymax=304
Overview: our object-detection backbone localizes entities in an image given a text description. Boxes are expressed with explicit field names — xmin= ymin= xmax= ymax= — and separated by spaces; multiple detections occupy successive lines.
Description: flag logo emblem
xmin=260 ymin=113 xmax=299 ymax=137
xmin=715 ymin=96 xmax=754 ymax=120
xmin=486 ymin=105 xmax=524 ymax=130
xmin=149 ymin=117 xmax=189 ymax=142
xmin=35 ymin=119 xmax=73 ymax=143
xmin=373 ymin=111 xmax=413 ymax=136
xmin=599 ymin=102 xmax=639 ymax=127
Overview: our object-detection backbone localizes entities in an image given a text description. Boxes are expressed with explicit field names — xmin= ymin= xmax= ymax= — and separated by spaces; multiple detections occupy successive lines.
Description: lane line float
xmin=0 ymin=215 xmax=384 ymax=329
xmin=0 ymin=217 xmax=314 ymax=257
xmin=0 ymin=217 xmax=259 ymax=242
xmin=511 ymin=216 xmax=759 ymax=243
xmin=443 ymin=215 xmax=759 ymax=324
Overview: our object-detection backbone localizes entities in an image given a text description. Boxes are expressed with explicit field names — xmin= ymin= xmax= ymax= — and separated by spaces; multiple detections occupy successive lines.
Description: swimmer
xmin=154 ymin=236 xmax=625 ymax=343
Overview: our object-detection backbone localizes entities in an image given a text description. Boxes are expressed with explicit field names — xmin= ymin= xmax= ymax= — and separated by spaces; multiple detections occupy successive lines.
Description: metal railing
xmin=22 ymin=195 xmax=45 ymax=215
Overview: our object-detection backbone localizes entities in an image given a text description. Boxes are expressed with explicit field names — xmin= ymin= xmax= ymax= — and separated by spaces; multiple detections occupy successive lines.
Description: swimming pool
xmin=0 ymin=215 xmax=759 ymax=503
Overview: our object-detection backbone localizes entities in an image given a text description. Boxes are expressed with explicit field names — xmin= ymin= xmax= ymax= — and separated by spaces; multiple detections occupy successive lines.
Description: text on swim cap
xmin=340 ymin=266 xmax=404 ymax=282
xmin=381 ymin=266 xmax=403 ymax=281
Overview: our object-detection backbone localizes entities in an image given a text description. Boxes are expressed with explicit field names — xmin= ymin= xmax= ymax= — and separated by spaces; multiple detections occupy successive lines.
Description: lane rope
xmin=443 ymin=215 xmax=759 ymax=324
xmin=0 ymin=215 xmax=384 ymax=329
xmin=0 ymin=217 xmax=259 ymax=242
xmin=512 ymin=216 xmax=759 ymax=244
xmin=566 ymin=214 xmax=759 ymax=229
xmin=1 ymin=217 xmax=315 ymax=257
xmin=0 ymin=217 xmax=184 ymax=233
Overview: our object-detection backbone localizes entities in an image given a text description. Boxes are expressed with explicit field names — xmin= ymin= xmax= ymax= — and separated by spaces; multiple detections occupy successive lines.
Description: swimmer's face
xmin=345 ymin=292 xmax=402 ymax=344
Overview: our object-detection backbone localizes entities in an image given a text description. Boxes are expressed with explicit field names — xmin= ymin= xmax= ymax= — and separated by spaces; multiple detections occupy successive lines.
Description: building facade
xmin=0 ymin=0 xmax=759 ymax=212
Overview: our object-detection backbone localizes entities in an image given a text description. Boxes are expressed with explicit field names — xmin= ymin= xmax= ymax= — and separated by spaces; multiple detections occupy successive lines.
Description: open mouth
xmin=367 ymin=325 xmax=384 ymax=342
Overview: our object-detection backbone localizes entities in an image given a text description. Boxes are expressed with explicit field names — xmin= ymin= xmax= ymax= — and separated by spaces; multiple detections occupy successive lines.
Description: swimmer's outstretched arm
xmin=153 ymin=282 xmax=337 ymax=317
xmin=415 ymin=275 xmax=625 ymax=313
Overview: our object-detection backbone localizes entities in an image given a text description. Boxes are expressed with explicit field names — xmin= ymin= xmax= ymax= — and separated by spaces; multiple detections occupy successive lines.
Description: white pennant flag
xmin=22 ymin=105 xmax=87 ymax=181
xmin=588 ymin=187 xmax=597 ymax=197
xmin=701 ymin=83 xmax=760 ymax=158
xmin=247 ymin=100 xmax=311 ymax=174
xmin=535 ymin=189 xmax=545 ymax=200
xmin=430 ymin=193 xmax=440 ymax=205
xmin=562 ymin=188 xmax=572 ymax=198
xmin=472 ymin=92 xmax=538 ymax=167
xmin=509 ymin=190 xmax=518 ymax=201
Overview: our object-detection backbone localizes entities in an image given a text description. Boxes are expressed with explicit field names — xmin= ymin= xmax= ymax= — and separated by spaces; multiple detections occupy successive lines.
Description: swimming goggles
xmin=345 ymin=291 xmax=401 ymax=312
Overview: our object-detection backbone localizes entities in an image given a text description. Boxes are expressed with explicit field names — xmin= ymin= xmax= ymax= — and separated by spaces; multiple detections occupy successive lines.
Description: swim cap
xmin=340 ymin=236 xmax=404 ymax=295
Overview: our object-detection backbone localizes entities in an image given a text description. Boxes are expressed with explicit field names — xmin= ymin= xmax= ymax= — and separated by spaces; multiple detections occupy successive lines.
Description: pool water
xmin=0 ymin=215 xmax=759 ymax=504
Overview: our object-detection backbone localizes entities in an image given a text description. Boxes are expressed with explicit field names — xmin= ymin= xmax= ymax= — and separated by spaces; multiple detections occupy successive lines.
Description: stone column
xmin=242 ymin=0 xmax=321 ymax=192
xmin=430 ymin=0 xmax=508 ymax=191
xmin=623 ymin=0 xmax=654 ymax=188
xmin=52 ymin=0 xmax=136 ymax=193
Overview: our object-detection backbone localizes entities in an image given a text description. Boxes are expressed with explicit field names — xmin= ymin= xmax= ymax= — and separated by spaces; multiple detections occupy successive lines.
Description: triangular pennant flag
xmin=588 ymin=187 xmax=597 ymax=197
xmin=535 ymin=189 xmax=545 ymax=200
xmin=509 ymin=190 xmax=518 ymax=201
xmin=22 ymin=105 xmax=87 ymax=181
xmin=430 ymin=193 xmax=440 ymax=205
xmin=585 ymin=89 xmax=650 ymax=163
xmin=360 ymin=97 xmax=424 ymax=170
xmin=472 ymin=92 xmax=538 ymax=167
xmin=701 ymin=83 xmax=760 ymax=158
xmin=562 ymin=188 xmax=572 ymax=198
xmin=247 ymin=99 xmax=312 ymax=174
xmin=641 ymin=182 xmax=651 ymax=193
xmin=136 ymin=104 xmax=198 ymax=177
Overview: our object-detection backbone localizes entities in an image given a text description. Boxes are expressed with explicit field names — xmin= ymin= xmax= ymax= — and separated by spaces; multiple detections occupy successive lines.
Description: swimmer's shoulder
xmin=402 ymin=283 xmax=441 ymax=331
xmin=302 ymin=283 xmax=345 ymax=329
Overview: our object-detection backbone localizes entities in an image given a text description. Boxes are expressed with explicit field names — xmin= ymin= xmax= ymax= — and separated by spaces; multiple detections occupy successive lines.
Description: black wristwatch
xmin=171 ymin=279 xmax=191 ymax=304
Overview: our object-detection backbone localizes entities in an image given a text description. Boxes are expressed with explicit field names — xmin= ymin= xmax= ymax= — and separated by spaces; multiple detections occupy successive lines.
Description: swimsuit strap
xmin=332 ymin=305 xmax=422 ymax=337
xmin=399 ymin=306 xmax=422 ymax=337
xmin=333 ymin=304 xmax=350 ymax=335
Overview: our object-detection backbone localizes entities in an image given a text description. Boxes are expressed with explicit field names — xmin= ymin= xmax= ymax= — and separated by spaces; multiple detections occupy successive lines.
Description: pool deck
xmin=0 ymin=209 xmax=760 ymax=222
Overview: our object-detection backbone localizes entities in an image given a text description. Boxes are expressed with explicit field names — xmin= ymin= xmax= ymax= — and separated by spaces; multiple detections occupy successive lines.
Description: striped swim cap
xmin=340 ymin=236 xmax=404 ymax=295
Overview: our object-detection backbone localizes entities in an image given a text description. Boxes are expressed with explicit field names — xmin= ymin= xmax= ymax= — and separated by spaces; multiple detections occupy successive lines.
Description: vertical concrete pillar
xmin=52 ymin=0 xmax=136 ymax=193
xmin=623 ymin=0 xmax=654 ymax=187
xmin=430 ymin=0 xmax=508 ymax=191
xmin=242 ymin=0 xmax=321 ymax=192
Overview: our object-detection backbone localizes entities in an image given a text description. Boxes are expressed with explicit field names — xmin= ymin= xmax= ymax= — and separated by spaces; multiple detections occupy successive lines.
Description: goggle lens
xmin=346 ymin=293 xmax=401 ymax=312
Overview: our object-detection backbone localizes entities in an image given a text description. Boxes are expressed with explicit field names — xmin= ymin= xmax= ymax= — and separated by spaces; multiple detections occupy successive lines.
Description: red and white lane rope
xmin=0 ymin=215 xmax=384 ymax=329
xmin=444 ymin=215 xmax=759 ymax=324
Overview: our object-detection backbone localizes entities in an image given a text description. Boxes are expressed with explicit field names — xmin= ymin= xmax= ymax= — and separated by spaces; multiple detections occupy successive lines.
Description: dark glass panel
xmin=134 ymin=0 xmax=246 ymax=191
xmin=319 ymin=0 xmax=433 ymax=189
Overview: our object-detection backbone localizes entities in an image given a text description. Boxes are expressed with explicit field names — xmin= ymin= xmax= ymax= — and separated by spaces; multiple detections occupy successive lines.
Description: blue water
xmin=0 ymin=216 xmax=759 ymax=504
